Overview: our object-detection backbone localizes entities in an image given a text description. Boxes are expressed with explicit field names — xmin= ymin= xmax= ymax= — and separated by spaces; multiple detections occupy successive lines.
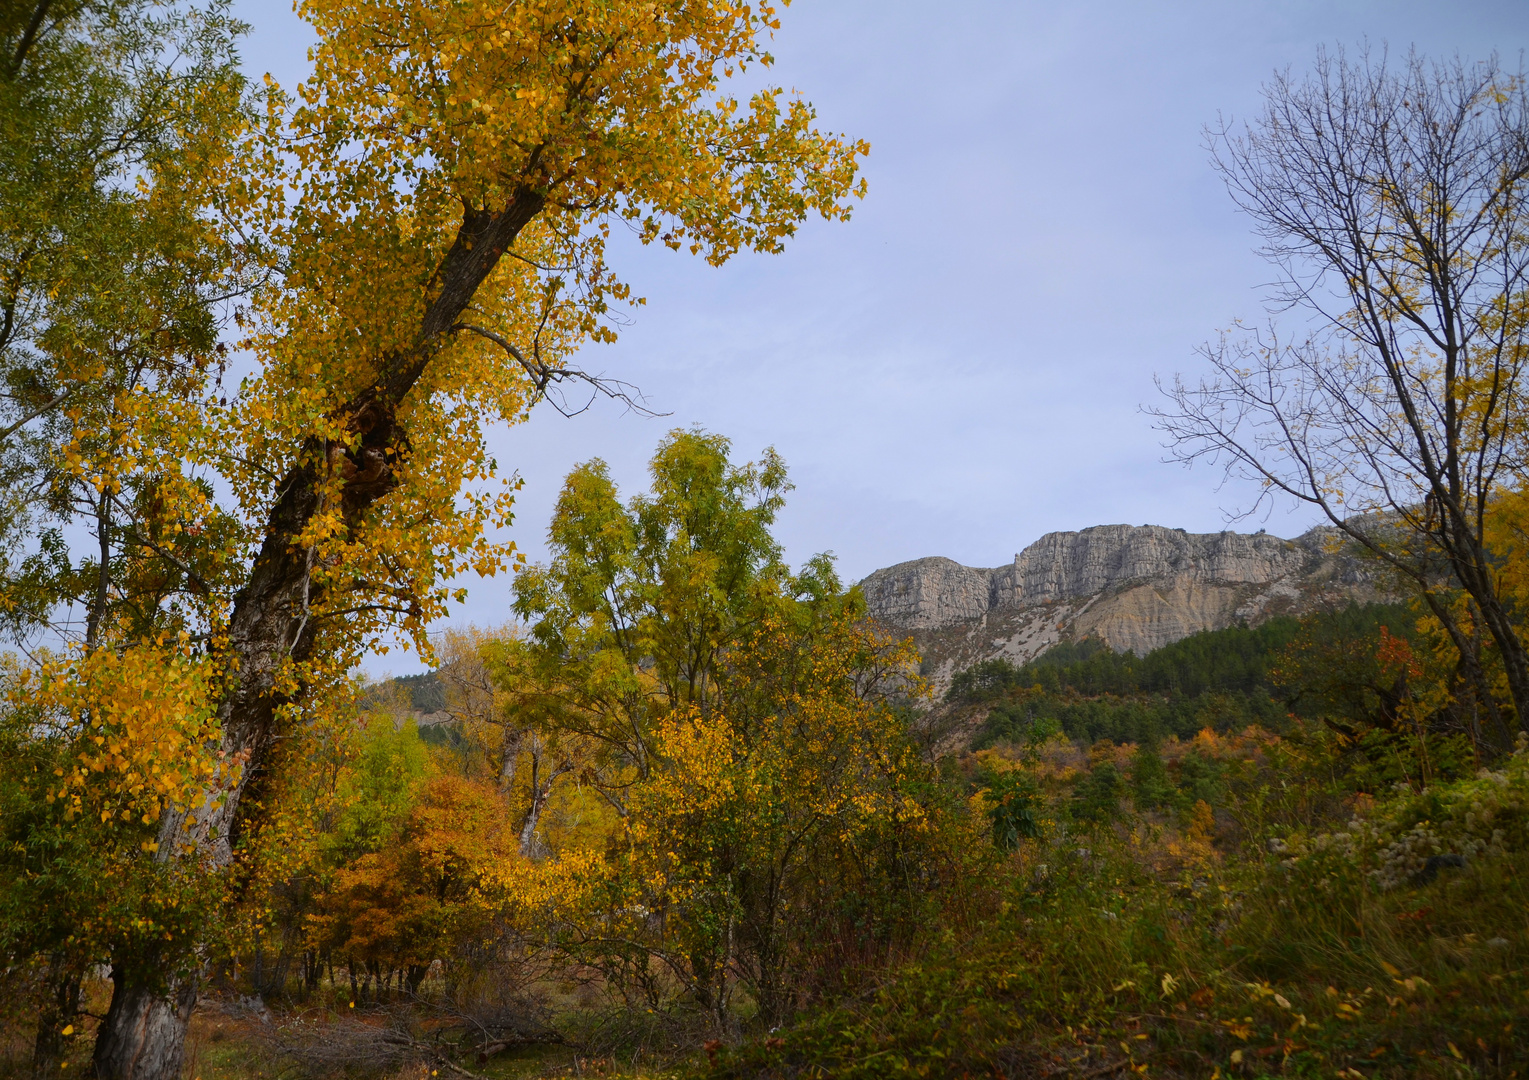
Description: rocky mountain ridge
xmin=858 ymin=523 xmax=1389 ymax=692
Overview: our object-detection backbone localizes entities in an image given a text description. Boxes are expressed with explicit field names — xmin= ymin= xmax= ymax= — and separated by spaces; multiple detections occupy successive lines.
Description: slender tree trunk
xmin=1465 ymin=589 xmax=1529 ymax=744
xmin=518 ymin=742 xmax=571 ymax=857
xmin=497 ymin=726 xmax=522 ymax=792
xmin=31 ymin=957 xmax=81 ymax=1079
xmin=84 ymin=488 xmax=111 ymax=650
xmin=518 ymin=744 xmax=543 ymax=856
xmin=90 ymin=189 xmax=546 ymax=1080
xmin=1444 ymin=524 xmax=1528 ymax=748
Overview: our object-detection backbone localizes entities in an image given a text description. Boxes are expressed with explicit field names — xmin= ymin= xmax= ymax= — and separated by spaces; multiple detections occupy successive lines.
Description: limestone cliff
xmin=858 ymin=524 xmax=1389 ymax=691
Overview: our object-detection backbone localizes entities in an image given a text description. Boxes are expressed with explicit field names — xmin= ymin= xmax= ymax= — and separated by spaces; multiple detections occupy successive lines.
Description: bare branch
xmin=453 ymin=323 xmax=668 ymax=418
xmin=1154 ymin=48 xmax=1529 ymax=744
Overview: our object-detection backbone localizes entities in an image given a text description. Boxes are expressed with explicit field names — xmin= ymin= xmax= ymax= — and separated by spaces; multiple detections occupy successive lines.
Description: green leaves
xmin=0 ymin=0 xmax=254 ymax=645
xmin=513 ymin=428 xmax=800 ymax=751
xmin=986 ymin=770 xmax=1041 ymax=851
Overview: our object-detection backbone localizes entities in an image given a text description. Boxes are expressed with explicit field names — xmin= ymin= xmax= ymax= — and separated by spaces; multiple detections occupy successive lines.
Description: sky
xmin=230 ymin=0 xmax=1529 ymax=673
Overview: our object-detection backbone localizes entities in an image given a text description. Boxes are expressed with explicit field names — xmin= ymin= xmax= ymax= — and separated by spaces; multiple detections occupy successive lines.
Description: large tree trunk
xmin=91 ymin=190 xmax=545 ymax=1080
xmin=90 ymin=971 xmax=196 ymax=1080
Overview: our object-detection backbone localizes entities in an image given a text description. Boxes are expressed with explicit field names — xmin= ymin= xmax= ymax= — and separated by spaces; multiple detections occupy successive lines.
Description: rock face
xmin=859 ymin=524 xmax=1388 ymax=692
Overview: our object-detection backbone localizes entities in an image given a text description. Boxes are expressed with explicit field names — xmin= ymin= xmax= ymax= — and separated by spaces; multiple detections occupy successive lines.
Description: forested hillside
xmin=951 ymin=604 xmax=1412 ymax=746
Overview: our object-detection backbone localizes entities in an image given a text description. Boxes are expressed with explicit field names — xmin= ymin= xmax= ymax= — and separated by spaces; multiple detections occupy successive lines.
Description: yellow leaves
xmin=14 ymin=643 xmax=221 ymax=828
xmin=1220 ymin=1018 xmax=1253 ymax=1041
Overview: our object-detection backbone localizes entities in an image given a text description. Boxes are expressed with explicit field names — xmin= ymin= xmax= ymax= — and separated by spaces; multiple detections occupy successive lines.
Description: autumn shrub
xmin=0 ymin=645 xmax=229 ymax=1072
xmin=1263 ymin=734 xmax=1529 ymax=893
xmin=499 ymin=606 xmax=982 ymax=1031
xmin=313 ymin=773 xmax=516 ymax=1001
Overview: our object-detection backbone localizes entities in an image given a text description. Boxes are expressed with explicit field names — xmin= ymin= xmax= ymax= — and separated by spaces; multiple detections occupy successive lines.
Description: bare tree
xmin=437 ymin=626 xmax=526 ymax=790
xmin=1153 ymin=48 xmax=1529 ymax=748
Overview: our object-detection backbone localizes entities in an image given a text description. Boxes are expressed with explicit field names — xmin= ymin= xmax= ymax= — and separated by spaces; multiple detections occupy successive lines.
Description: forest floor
xmin=0 ymin=995 xmax=694 ymax=1080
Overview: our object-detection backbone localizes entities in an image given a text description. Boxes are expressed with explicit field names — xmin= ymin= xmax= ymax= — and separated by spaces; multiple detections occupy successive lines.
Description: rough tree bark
xmin=91 ymin=190 xmax=546 ymax=1080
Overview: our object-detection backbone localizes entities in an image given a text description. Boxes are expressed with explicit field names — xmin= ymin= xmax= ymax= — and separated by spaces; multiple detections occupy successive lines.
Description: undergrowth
xmin=702 ymin=734 xmax=1529 ymax=1079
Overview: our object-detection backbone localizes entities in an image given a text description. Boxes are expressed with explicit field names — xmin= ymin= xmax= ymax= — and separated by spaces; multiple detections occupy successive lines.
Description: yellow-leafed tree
xmin=43 ymin=1 xmax=868 ymax=1074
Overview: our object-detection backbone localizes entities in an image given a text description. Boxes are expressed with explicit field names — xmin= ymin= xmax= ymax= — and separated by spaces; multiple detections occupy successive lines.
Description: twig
xmin=452 ymin=323 xmax=666 ymax=418
xmin=1046 ymin=1057 xmax=1133 ymax=1078
xmin=431 ymin=1054 xmax=496 ymax=1080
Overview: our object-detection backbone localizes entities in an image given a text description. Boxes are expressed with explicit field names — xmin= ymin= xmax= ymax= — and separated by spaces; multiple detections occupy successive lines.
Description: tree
xmin=1152 ymin=49 xmax=1529 ymax=751
xmin=436 ymin=626 xmax=527 ymax=791
xmin=312 ymin=773 xmax=514 ymax=1001
xmin=494 ymin=431 xmax=960 ymax=1029
xmin=230 ymin=694 xmax=430 ymax=1002
xmin=0 ymin=5 xmax=249 ymax=1074
xmin=75 ymin=2 xmax=867 ymax=1075
xmin=0 ymin=0 xmax=250 ymax=649
xmin=502 ymin=429 xmax=800 ymax=807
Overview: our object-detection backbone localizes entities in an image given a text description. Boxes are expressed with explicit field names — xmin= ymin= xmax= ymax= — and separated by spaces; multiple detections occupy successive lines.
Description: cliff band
xmin=857 ymin=524 xmax=1387 ymax=691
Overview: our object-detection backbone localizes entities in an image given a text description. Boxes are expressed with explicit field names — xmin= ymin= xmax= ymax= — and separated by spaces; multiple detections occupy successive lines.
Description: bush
xmin=1071 ymin=762 xmax=1123 ymax=824
xmin=706 ymin=735 xmax=1529 ymax=1080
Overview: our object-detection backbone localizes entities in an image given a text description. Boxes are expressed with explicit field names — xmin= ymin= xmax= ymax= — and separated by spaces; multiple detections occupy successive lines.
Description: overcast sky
xmin=231 ymin=0 xmax=1528 ymax=672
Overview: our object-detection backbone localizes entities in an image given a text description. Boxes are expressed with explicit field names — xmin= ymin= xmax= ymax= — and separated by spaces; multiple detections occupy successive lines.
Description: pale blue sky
xmin=230 ymin=1 xmax=1529 ymax=672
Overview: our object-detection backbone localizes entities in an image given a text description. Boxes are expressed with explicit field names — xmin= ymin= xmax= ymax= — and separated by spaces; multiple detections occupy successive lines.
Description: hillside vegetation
xmin=952 ymin=604 xmax=1414 ymax=747
xmin=4 ymin=447 xmax=1527 ymax=1079
xmin=708 ymin=612 xmax=1527 ymax=1079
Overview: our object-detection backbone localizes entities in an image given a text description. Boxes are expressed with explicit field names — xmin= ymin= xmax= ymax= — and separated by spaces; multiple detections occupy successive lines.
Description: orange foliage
xmin=312 ymin=774 xmax=515 ymax=979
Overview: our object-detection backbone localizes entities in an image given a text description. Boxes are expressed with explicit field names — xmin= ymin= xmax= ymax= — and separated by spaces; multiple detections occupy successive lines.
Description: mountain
xmin=857 ymin=523 xmax=1391 ymax=691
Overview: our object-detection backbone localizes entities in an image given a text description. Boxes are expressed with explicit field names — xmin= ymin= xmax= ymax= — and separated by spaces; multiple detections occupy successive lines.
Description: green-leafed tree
xmin=0 ymin=0 xmax=250 ymax=648
xmin=494 ymin=431 xmax=969 ymax=1028
xmin=0 ymin=5 xmax=248 ymax=1076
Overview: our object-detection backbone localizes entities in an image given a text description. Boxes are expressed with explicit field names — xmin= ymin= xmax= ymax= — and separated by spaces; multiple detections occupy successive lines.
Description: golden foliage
xmin=11 ymin=644 xmax=223 ymax=841
xmin=313 ymin=773 xmax=516 ymax=976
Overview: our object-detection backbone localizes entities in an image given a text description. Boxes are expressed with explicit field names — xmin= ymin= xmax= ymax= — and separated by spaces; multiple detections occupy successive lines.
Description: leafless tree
xmin=437 ymin=626 xmax=524 ymax=788
xmin=1152 ymin=47 xmax=1529 ymax=748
